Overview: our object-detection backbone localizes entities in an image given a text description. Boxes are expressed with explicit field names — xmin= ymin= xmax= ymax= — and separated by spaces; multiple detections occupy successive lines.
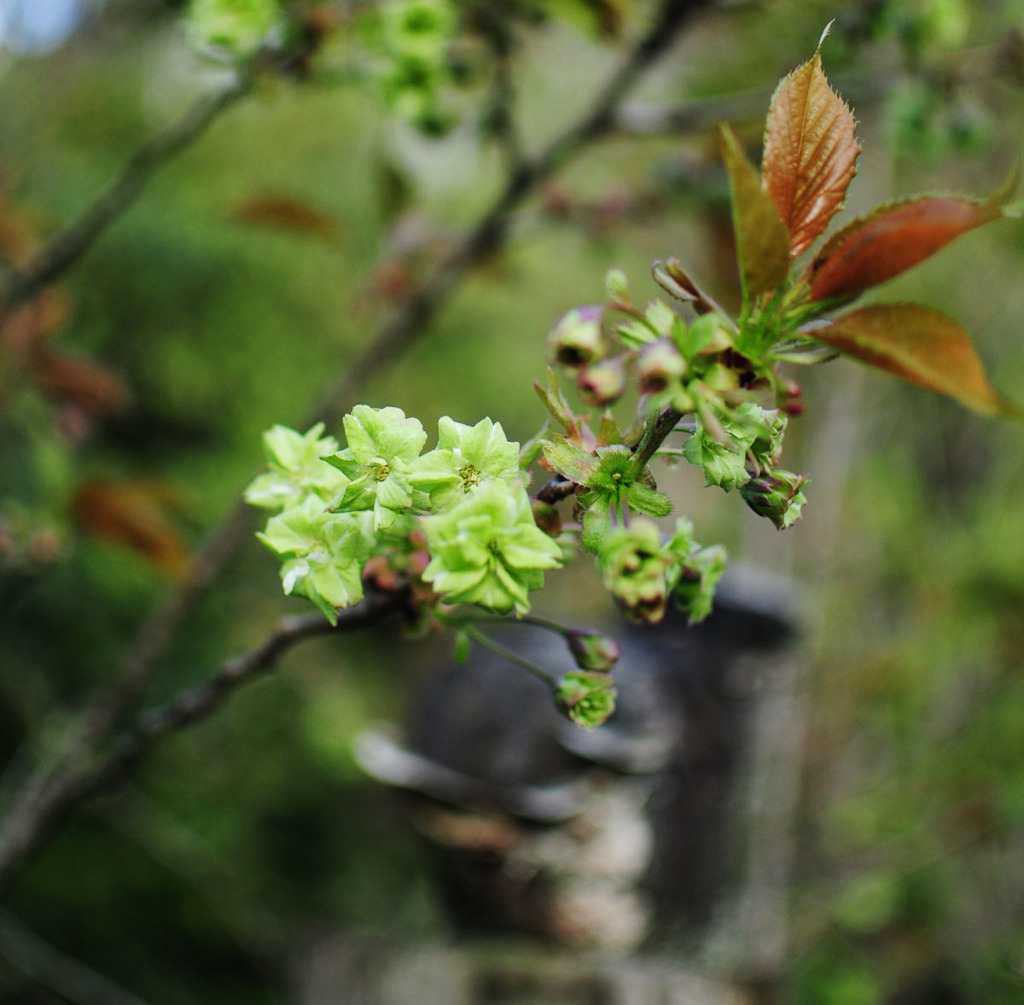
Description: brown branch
xmin=0 ymin=592 xmax=404 ymax=896
xmin=0 ymin=0 xmax=718 ymax=897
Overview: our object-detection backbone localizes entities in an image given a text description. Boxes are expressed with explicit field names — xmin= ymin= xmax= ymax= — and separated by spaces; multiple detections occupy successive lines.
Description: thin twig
xmin=0 ymin=0 xmax=717 ymax=896
xmin=0 ymin=592 xmax=403 ymax=896
xmin=459 ymin=623 xmax=557 ymax=686
xmin=629 ymin=406 xmax=685 ymax=477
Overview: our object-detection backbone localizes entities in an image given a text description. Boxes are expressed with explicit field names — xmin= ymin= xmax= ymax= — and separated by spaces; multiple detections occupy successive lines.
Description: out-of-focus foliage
xmin=0 ymin=1 xmax=1023 ymax=1003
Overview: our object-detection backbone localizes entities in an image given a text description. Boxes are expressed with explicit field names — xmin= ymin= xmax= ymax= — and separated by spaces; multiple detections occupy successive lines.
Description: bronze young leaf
xmin=805 ymin=194 xmax=1010 ymax=305
xmin=811 ymin=304 xmax=1021 ymax=418
xmin=762 ymin=50 xmax=860 ymax=259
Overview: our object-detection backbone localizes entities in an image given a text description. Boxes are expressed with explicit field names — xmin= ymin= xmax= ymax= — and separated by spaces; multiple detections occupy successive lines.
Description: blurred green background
xmin=1 ymin=0 xmax=1024 ymax=1002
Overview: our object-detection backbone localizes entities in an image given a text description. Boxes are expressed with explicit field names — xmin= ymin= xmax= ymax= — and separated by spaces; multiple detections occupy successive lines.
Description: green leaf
xmin=719 ymin=123 xmax=791 ymax=300
xmin=541 ymin=436 xmax=598 ymax=486
xmin=534 ymin=368 xmax=579 ymax=433
xmin=596 ymin=413 xmax=622 ymax=446
xmin=626 ymin=482 xmax=672 ymax=518
xmin=812 ymin=304 xmax=1021 ymax=417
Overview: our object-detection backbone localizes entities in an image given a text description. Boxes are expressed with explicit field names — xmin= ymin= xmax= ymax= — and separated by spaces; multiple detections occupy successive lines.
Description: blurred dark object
xmin=353 ymin=567 xmax=803 ymax=961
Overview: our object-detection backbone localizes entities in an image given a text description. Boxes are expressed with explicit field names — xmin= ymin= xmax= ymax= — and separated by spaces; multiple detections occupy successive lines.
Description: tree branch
xmin=0 ymin=592 xmax=404 ymax=896
xmin=0 ymin=0 xmax=717 ymax=897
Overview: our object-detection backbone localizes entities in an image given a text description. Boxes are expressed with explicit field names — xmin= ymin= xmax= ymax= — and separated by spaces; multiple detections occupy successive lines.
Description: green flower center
xmin=459 ymin=463 xmax=481 ymax=492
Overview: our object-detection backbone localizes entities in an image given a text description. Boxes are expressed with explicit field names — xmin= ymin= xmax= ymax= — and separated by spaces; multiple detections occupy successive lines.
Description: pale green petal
xmin=376 ymin=475 xmax=413 ymax=511
xmin=311 ymin=561 xmax=365 ymax=609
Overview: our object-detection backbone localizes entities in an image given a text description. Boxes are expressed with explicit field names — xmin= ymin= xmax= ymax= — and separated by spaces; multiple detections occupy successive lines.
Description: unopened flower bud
xmin=577 ymin=356 xmax=626 ymax=407
xmin=701 ymin=363 xmax=740 ymax=392
xmin=531 ymin=500 xmax=562 ymax=538
xmin=566 ymin=629 xmax=621 ymax=672
xmin=604 ymin=267 xmax=630 ymax=305
xmin=636 ymin=337 xmax=686 ymax=393
xmin=548 ymin=305 xmax=606 ymax=368
xmin=554 ymin=670 xmax=618 ymax=729
xmin=740 ymin=469 xmax=809 ymax=529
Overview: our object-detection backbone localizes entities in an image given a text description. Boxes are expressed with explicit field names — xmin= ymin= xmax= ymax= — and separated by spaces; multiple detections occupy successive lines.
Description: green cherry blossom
xmin=597 ymin=518 xmax=674 ymax=624
xmin=327 ymin=405 xmax=428 ymax=531
xmin=257 ymin=496 xmax=372 ymax=623
xmin=243 ymin=423 xmax=348 ymax=512
xmin=410 ymin=416 xmax=521 ymax=511
xmin=419 ymin=482 xmax=562 ymax=616
xmin=185 ymin=0 xmax=284 ymax=59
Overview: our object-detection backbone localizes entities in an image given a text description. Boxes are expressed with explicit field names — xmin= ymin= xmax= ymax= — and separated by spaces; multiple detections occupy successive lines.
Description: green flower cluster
xmin=370 ymin=0 xmax=459 ymax=135
xmin=590 ymin=516 xmax=725 ymax=625
xmin=184 ymin=0 xmax=284 ymax=60
xmin=546 ymin=264 xmax=811 ymax=535
xmin=246 ymin=406 xmax=562 ymax=622
xmin=683 ymin=404 xmax=808 ymax=529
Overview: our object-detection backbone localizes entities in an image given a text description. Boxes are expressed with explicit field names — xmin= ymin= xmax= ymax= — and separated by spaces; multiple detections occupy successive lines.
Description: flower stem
xmin=456 ymin=623 xmax=557 ymax=686
xmin=628 ymin=406 xmax=684 ymax=478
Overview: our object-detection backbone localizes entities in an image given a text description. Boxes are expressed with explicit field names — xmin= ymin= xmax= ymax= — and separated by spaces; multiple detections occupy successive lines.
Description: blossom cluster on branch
xmin=245 ymin=29 xmax=1021 ymax=731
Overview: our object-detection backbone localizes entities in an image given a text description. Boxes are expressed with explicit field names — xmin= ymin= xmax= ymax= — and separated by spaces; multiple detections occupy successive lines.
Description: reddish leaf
xmin=719 ymin=124 xmax=790 ymax=299
xmin=73 ymin=480 xmax=190 ymax=574
xmin=34 ymin=350 xmax=131 ymax=416
xmin=811 ymin=303 xmax=1019 ymax=417
xmin=763 ymin=51 xmax=860 ymax=258
xmin=806 ymin=194 xmax=1007 ymax=304
xmin=1 ymin=291 xmax=70 ymax=355
xmin=230 ymin=194 xmax=340 ymax=242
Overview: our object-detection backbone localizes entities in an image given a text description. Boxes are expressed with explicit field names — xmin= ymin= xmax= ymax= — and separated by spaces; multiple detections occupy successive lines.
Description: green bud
xmin=548 ymin=305 xmax=606 ymax=369
xmin=740 ymin=470 xmax=809 ymax=529
xmin=675 ymin=312 xmax=733 ymax=358
xmin=597 ymin=518 xmax=673 ymax=624
xmin=644 ymin=299 xmax=677 ymax=338
xmin=604 ymin=267 xmax=631 ymax=305
xmin=577 ymin=356 xmax=626 ymax=407
xmin=566 ymin=629 xmax=621 ymax=672
xmin=682 ymin=416 xmax=754 ymax=491
xmin=554 ymin=671 xmax=618 ymax=729
xmin=184 ymin=0 xmax=283 ymax=59
xmin=420 ymin=482 xmax=562 ymax=616
xmin=636 ymin=337 xmax=686 ymax=393
xmin=746 ymin=406 xmax=787 ymax=471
